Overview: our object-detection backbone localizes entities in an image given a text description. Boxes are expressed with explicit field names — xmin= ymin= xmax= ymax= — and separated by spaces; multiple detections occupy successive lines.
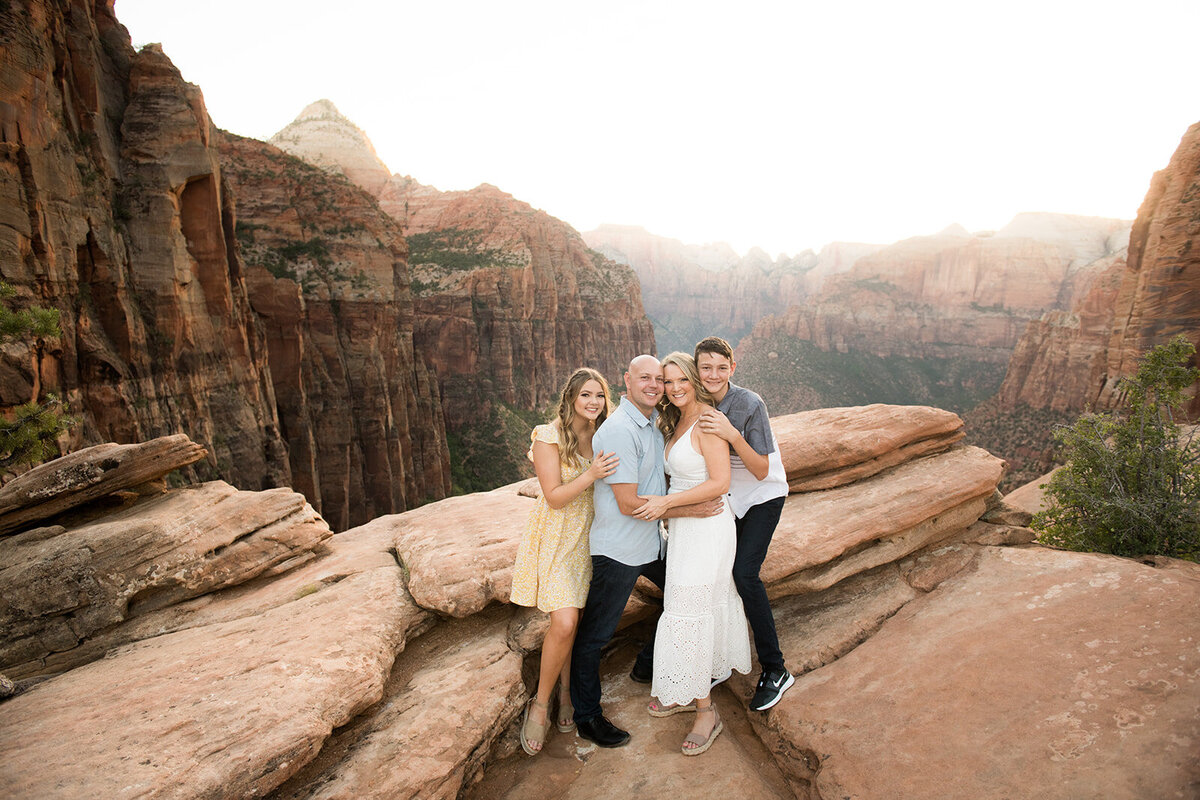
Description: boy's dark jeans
xmin=733 ymin=495 xmax=786 ymax=672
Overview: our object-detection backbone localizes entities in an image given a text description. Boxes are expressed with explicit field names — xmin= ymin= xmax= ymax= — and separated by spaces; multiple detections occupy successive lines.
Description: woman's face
xmin=573 ymin=379 xmax=607 ymax=421
xmin=662 ymin=364 xmax=695 ymax=409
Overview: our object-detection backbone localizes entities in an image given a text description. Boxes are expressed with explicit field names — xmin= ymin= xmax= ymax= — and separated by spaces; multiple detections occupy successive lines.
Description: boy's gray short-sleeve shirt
xmin=717 ymin=384 xmax=775 ymax=456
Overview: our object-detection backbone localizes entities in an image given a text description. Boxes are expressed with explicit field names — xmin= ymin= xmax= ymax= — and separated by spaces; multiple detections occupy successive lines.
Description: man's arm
xmin=698 ymin=408 xmax=769 ymax=480
xmin=610 ymin=483 xmax=644 ymax=517
xmin=665 ymin=497 xmax=724 ymax=518
xmin=614 ymin=484 xmax=724 ymax=518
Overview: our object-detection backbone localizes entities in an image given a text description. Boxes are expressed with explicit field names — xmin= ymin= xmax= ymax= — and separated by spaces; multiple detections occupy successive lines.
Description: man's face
xmin=696 ymin=351 xmax=735 ymax=397
xmin=624 ymin=357 xmax=664 ymax=414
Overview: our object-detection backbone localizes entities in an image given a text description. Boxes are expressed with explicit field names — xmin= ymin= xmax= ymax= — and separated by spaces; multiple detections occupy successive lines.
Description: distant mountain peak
xmin=269 ymin=100 xmax=392 ymax=195
xmin=296 ymin=98 xmax=343 ymax=119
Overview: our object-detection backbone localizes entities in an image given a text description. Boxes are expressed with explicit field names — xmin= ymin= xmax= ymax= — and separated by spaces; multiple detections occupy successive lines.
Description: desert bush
xmin=1034 ymin=335 xmax=1200 ymax=561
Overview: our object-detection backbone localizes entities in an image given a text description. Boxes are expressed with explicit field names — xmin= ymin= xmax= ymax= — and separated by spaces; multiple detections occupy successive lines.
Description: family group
xmin=510 ymin=336 xmax=792 ymax=757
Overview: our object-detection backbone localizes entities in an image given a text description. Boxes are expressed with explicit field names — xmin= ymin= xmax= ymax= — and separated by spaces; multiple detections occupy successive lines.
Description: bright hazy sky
xmin=115 ymin=0 xmax=1199 ymax=257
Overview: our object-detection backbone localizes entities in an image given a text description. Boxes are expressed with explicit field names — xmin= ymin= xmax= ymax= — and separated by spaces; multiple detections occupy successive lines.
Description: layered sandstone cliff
xmin=0 ymin=0 xmax=451 ymax=525
xmin=968 ymin=122 xmax=1200 ymax=486
xmin=217 ymin=132 xmax=451 ymax=530
xmin=732 ymin=214 xmax=1131 ymax=419
xmin=583 ymin=223 xmax=884 ymax=354
xmin=0 ymin=0 xmax=287 ymax=488
xmin=269 ymin=104 xmax=657 ymax=490
xmin=1098 ymin=121 xmax=1200 ymax=417
xmin=748 ymin=214 xmax=1130 ymax=363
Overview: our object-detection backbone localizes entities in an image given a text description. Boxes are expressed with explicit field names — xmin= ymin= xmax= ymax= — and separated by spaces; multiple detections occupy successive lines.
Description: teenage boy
xmin=694 ymin=336 xmax=794 ymax=711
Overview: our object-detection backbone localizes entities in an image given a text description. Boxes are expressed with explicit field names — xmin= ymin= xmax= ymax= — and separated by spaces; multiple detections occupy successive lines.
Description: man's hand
xmin=698 ymin=408 xmax=737 ymax=443
xmin=670 ymin=496 xmax=724 ymax=518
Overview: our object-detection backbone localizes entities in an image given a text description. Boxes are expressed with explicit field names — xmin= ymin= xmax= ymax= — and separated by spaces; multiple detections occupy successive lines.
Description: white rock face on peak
xmin=269 ymin=99 xmax=393 ymax=196
xmin=995 ymin=212 xmax=1131 ymax=264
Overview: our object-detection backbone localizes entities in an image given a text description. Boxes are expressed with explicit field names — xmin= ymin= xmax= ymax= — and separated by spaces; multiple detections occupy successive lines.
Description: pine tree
xmin=0 ymin=283 xmax=75 ymax=474
xmin=1034 ymin=335 xmax=1200 ymax=561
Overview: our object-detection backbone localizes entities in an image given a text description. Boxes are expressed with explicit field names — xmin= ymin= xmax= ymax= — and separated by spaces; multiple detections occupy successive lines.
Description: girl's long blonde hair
xmin=656 ymin=352 xmax=715 ymax=441
xmin=554 ymin=367 xmax=613 ymax=467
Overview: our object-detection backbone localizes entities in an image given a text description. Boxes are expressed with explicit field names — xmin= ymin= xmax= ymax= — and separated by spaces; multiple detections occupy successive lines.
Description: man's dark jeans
xmin=734 ymin=495 xmax=786 ymax=672
xmin=570 ymin=554 xmax=666 ymax=723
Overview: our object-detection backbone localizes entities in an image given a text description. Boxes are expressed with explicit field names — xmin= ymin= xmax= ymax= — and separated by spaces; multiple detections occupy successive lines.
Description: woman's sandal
xmin=556 ymin=692 xmax=576 ymax=733
xmin=681 ymin=705 xmax=723 ymax=756
xmin=647 ymin=698 xmax=697 ymax=717
xmin=520 ymin=699 xmax=550 ymax=755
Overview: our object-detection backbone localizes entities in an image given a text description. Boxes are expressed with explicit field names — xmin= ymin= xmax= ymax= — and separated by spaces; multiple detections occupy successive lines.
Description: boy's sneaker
xmin=750 ymin=668 xmax=794 ymax=711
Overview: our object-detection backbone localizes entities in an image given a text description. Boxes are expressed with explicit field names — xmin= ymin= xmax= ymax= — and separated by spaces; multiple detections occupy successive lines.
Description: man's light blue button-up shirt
xmin=588 ymin=397 xmax=666 ymax=566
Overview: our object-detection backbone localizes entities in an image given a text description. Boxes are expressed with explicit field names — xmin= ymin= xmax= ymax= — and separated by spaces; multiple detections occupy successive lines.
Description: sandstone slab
xmin=1000 ymin=466 xmax=1062 ymax=522
xmin=273 ymin=607 xmax=525 ymax=800
xmin=0 ymin=434 xmax=206 ymax=535
xmin=772 ymin=405 xmax=964 ymax=491
xmin=756 ymin=546 xmax=1200 ymax=799
xmin=0 ymin=480 xmax=331 ymax=677
xmin=18 ymin=517 xmax=431 ymax=680
xmin=375 ymin=482 xmax=534 ymax=616
xmin=0 ymin=561 xmax=412 ymax=799
xmin=764 ymin=446 xmax=1004 ymax=597
xmin=732 ymin=563 xmax=920 ymax=704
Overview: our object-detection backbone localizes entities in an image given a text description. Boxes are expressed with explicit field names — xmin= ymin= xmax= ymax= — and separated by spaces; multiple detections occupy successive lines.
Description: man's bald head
xmin=624 ymin=354 xmax=664 ymax=417
xmin=628 ymin=354 xmax=659 ymax=373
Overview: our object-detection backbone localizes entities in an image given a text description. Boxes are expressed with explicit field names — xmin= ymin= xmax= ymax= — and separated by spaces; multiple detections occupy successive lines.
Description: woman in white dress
xmin=633 ymin=352 xmax=751 ymax=756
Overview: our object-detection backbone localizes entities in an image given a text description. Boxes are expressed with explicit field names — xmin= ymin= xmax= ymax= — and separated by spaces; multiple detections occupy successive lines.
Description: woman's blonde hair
xmin=656 ymin=352 xmax=714 ymax=441
xmin=554 ymin=367 xmax=613 ymax=467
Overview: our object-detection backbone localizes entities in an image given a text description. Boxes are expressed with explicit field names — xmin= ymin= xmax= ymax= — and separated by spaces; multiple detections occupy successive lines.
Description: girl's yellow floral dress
xmin=510 ymin=423 xmax=593 ymax=611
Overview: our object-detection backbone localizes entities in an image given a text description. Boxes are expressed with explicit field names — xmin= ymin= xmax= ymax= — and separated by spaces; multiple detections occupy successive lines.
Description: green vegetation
xmin=576 ymin=251 xmax=634 ymax=303
xmin=445 ymin=400 xmax=548 ymax=495
xmin=239 ymin=231 xmax=371 ymax=294
xmin=969 ymin=301 xmax=1015 ymax=316
xmin=1034 ymin=336 xmax=1200 ymax=561
xmin=406 ymin=228 xmax=524 ymax=271
xmin=651 ymin=315 xmax=746 ymax=360
xmin=0 ymin=283 xmax=76 ymax=474
xmin=735 ymin=336 xmax=1005 ymax=416
xmin=963 ymin=399 xmax=1077 ymax=493
xmin=850 ymin=277 xmax=899 ymax=294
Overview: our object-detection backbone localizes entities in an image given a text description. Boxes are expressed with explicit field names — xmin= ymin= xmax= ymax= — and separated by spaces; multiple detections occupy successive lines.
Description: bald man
xmin=570 ymin=355 xmax=722 ymax=748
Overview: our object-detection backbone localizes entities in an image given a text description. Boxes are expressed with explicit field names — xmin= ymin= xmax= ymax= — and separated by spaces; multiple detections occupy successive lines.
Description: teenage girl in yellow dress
xmin=510 ymin=367 xmax=618 ymax=755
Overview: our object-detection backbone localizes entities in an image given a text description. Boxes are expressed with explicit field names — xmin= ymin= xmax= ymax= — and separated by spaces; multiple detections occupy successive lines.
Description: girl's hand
xmin=586 ymin=450 xmax=619 ymax=482
xmin=632 ymin=494 xmax=671 ymax=520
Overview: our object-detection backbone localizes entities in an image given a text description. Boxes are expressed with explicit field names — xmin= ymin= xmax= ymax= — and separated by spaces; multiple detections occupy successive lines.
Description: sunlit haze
xmin=115 ymin=0 xmax=1200 ymax=257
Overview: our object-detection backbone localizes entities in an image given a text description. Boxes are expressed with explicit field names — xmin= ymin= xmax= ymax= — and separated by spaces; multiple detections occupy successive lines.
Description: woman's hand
xmin=632 ymin=494 xmax=672 ymax=520
xmin=586 ymin=450 xmax=619 ymax=482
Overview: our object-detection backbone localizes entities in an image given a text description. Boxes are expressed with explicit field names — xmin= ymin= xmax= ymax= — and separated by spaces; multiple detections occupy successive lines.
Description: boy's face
xmin=696 ymin=351 xmax=735 ymax=397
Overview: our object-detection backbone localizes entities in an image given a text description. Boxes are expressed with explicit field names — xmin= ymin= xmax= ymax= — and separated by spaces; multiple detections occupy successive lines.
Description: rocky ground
xmin=2 ymin=405 xmax=1197 ymax=799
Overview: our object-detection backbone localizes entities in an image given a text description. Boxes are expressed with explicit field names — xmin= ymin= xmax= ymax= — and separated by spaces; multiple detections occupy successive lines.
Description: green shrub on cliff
xmin=0 ymin=283 xmax=75 ymax=474
xmin=1034 ymin=336 xmax=1200 ymax=561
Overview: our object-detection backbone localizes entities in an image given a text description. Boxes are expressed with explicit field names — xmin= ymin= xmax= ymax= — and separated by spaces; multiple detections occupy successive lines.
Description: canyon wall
xmin=584 ymin=223 xmax=883 ymax=354
xmin=994 ymin=121 xmax=1200 ymax=419
xmin=0 ymin=0 xmax=451 ymax=526
xmin=1103 ymin=121 xmax=1200 ymax=419
xmin=270 ymin=105 xmax=657 ymax=490
xmin=970 ymin=121 xmax=1200 ymax=486
xmin=217 ymin=132 xmax=450 ymax=530
xmin=732 ymin=214 xmax=1130 ymax=420
xmin=0 ymin=0 xmax=287 ymax=488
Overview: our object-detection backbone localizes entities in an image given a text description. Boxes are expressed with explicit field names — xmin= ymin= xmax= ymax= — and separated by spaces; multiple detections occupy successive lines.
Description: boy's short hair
xmin=694 ymin=336 xmax=734 ymax=363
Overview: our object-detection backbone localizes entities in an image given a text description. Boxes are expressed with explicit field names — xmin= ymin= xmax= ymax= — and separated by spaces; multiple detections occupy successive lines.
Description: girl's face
xmin=662 ymin=364 xmax=695 ymax=408
xmin=574 ymin=379 xmax=607 ymax=421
